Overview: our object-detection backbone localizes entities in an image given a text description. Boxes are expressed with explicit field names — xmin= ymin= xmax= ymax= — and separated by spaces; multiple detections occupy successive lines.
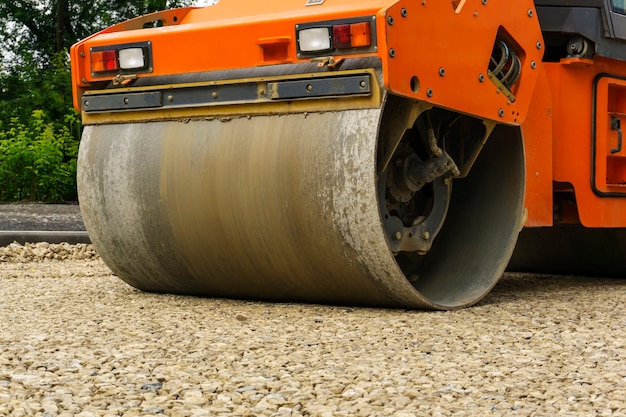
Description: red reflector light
xmin=332 ymin=22 xmax=371 ymax=49
xmin=91 ymin=50 xmax=118 ymax=73
xmin=332 ymin=25 xmax=351 ymax=49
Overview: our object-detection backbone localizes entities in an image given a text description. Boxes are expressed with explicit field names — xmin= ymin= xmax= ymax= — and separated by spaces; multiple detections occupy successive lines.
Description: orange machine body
xmin=70 ymin=0 xmax=626 ymax=230
xmin=71 ymin=0 xmax=543 ymax=126
xmin=519 ymin=54 xmax=626 ymax=228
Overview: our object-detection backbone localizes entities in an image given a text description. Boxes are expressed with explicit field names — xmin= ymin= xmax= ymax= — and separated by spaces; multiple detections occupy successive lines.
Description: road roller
xmin=70 ymin=0 xmax=626 ymax=309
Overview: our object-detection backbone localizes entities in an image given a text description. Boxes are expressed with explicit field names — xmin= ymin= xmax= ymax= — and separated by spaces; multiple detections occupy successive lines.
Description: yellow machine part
xmin=78 ymin=91 xmax=526 ymax=309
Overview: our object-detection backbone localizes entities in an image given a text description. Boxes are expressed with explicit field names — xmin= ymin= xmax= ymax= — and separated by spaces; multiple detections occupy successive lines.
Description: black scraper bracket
xmin=611 ymin=116 xmax=622 ymax=154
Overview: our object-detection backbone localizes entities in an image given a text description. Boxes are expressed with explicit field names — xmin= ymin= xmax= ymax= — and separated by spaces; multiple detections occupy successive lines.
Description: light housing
xmin=90 ymin=42 xmax=152 ymax=77
xmin=296 ymin=16 xmax=376 ymax=58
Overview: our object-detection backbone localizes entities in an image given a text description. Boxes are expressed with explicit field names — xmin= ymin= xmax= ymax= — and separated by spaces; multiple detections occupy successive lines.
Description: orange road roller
xmin=71 ymin=0 xmax=626 ymax=309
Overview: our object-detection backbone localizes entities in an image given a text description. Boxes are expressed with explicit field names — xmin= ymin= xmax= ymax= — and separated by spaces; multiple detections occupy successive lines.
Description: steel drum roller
xmin=78 ymin=99 xmax=525 ymax=309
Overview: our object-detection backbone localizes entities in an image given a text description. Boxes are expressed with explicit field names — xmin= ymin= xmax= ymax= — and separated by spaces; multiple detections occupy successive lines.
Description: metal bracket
xmin=611 ymin=116 xmax=622 ymax=154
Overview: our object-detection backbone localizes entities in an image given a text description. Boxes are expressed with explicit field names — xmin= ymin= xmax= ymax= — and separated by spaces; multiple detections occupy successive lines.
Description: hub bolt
xmin=394 ymin=232 xmax=402 ymax=240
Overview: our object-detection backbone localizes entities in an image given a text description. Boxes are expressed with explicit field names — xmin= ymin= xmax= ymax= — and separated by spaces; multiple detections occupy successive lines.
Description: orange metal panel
xmin=381 ymin=0 xmax=544 ymax=125
xmin=547 ymin=57 xmax=626 ymax=227
xmin=71 ymin=1 xmax=395 ymax=110
xmin=71 ymin=0 xmax=543 ymax=126
xmin=521 ymin=67 xmax=553 ymax=227
xmin=71 ymin=2 xmax=393 ymax=80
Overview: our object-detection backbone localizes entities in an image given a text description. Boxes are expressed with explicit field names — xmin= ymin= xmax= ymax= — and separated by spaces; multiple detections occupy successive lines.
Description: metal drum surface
xmin=78 ymin=105 xmax=525 ymax=309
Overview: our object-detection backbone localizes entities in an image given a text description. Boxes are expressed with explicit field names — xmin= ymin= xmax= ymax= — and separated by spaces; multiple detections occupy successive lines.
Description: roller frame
xmin=70 ymin=0 xmax=626 ymax=311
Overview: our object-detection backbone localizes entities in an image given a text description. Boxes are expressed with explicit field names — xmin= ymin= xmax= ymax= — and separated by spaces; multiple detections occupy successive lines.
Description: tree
xmin=0 ymin=1 xmax=193 ymax=66
xmin=0 ymin=0 xmax=194 ymax=201
xmin=0 ymin=1 xmax=194 ymax=122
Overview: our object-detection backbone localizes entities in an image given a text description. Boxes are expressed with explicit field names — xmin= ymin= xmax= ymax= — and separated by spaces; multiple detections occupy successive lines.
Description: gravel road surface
xmin=0 ymin=243 xmax=625 ymax=416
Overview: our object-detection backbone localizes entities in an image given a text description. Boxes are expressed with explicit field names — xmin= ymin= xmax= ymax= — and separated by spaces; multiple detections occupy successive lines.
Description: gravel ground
xmin=0 ymin=244 xmax=625 ymax=416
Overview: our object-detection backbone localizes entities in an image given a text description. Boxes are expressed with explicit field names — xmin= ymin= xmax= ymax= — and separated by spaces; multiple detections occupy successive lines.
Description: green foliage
xmin=0 ymin=1 xmax=195 ymax=202
xmin=0 ymin=0 xmax=195 ymax=69
xmin=0 ymin=52 xmax=74 ymax=130
xmin=0 ymin=110 xmax=79 ymax=202
xmin=0 ymin=52 xmax=78 ymax=202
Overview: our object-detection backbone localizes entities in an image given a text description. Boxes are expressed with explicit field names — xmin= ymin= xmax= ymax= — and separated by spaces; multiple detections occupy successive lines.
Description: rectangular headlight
xmin=118 ymin=48 xmax=146 ymax=70
xmin=298 ymin=27 xmax=331 ymax=52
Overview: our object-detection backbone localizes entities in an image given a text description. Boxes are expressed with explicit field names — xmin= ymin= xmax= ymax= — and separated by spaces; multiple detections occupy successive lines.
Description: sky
xmin=192 ymin=0 xmax=219 ymax=5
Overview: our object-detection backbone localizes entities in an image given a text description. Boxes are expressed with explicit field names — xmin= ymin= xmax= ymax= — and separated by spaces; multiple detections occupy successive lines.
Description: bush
xmin=0 ymin=109 xmax=79 ymax=202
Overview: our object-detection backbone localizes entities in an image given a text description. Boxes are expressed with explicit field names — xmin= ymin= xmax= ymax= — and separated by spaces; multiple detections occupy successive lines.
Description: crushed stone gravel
xmin=0 ymin=243 xmax=625 ymax=416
